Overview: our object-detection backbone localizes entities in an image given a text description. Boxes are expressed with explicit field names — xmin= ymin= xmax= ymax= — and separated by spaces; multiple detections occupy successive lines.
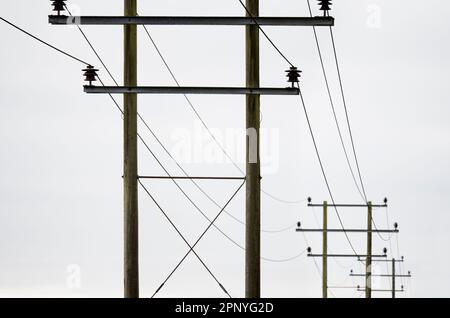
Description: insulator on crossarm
xmin=318 ymin=0 xmax=332 ymax=17
xmin=51 ymin=0 xmax=67 ymax=16
xmin=286 ymin=66 xmax=301 ymax=88
xmin=83 ymin=65 xmax=99 ymax=86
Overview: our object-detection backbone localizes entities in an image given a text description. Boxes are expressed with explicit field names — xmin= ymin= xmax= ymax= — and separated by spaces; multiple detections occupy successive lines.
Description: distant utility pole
xmin=297 ymin=198 xmax=395 ymax=298
xmin=322 ymin=201 xmax=328 ymax=298
xmin=366 ymin=201 xmax=373 ymax=298
xmin=392 ymin=258 xmax=396 ymax=298
xmin=245 ymin=0 xmax=261 ymax=299
xmin=123 ymin=0 xmax=139 ymax=299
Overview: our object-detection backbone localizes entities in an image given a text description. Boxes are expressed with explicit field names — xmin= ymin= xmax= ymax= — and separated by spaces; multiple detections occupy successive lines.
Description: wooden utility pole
xmin=322 ymin=201 xmax=328 ymax=298
xmin=245 ymin=0 xmax=261 ymax=298
xmin=392 ymin=258 xmax=396 ymax=299
xmin=365 ymin=201 xmax=373 ymax=298
xmin=124 ymin=0 xmax=139 ymax=298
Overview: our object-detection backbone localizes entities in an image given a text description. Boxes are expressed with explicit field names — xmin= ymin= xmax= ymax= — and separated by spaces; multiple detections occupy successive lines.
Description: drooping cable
xmin=62 ymin=6 xmax=248 ymax=251
xmin=0 ymin=16 xmax=89 ymax=65
xmin=64 ymin=7 xmax=306 ymax=260
xmin=236 ymin=0 xmax=295 ymax=67
xmin=305 ymin=0 xmax=366 ymax=202
xmin=140 ymin=16 xmax=306 ymax=207
xmin=299 ymin=229 xmax=337 ymax=298
xmin=329 ymin=26 xmax=369 ymax=201
xmin=309 ymin=2 xmax=392 ymax=258
xmin=297 ymin=83 xmax=362 ymax=260
xmin=65 ymin=7 xmax=305 ymax=235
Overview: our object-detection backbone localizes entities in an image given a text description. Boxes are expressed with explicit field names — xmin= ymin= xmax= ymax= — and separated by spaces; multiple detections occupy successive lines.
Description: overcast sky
xmin=0 ymin=0 xmax=449 ymax=298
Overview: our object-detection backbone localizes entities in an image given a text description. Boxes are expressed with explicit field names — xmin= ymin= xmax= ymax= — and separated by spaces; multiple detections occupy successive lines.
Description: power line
xmin=299 ymin=229 xmax=337 ymax=298
xmin=236 ymin=0 xmax=295 ymax=67
xmin=395 ymin=228 xmax=406 ymax=286
xmin=108 ymin=83 xmax=298 ymax=263
xmin=0 ymin=16 xmax=89 ymax=66
xmin=70 ymin=8 xmax=304 ymax=235
xmin=98 ymin=75 xmax=247 ymax=252
xmin=297 ymin=84 xmax=362 ymax=260
xmin=7 ymin=1 xmax=369 ymax=266
xmin=99 ymin=73 xmax=248 ymax=253
xmin=371 ymin=217 xmax=392 ymax=242
xmin=385 ymin=206 xmax=394 ymax=249
xmin=262 ymin=251 xmax=307 ymax=263
xmin=307 ymin=2 xmax=392 ymax=265
xmin=329 ymin=26 xmax=369 ymax=202
xmin=324 ymin=13 xmax=396 ymax=263
xmin=63 ymin=6 xmax=246 ymax=251
xmin=299 ymin=230 xmax=323 ymax=279
xmin=63 ymin=9 xmax=307 ymax=262
xmin=307 ymin=3 xmax=389 ymax=253
xmin=140 ymin=16 xmax=306 ymax=206
xmin=305 ymin=0 xmax=366 ymax=202
xmin=310 ymin=207 xmax=357 ymax=271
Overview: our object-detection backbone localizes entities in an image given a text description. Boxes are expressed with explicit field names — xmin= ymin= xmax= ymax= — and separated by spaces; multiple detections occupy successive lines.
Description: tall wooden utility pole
xmin=365 ymin=201 xmax=373 ymax=298
xmin=245 ymin=0 xmax=261 ymax=298
xmin=124 ymin=0 xmax=139 ymax=298
xmin=322 ymin=201 xmax=328 ymax=298
xmin=392 ymin=258 xmax=396 ymax=299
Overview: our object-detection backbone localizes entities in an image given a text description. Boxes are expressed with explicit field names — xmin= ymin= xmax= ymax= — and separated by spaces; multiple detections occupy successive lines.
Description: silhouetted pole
xmin=124 ymin=0 xmax=139 ymax=298
xmin=365 ymin=201 xmax=373 ymax=298
xmin=392 ymin=258 xmax=396 ymax=299
xmin=323 ymin=201 xmax=328 ymax=298
xmin=245 ymin=0 xmax=261 ymax=298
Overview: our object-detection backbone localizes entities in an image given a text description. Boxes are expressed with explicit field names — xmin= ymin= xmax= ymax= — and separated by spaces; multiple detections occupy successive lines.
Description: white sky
xmin=0 ymin=0 xmax=449 ymax=298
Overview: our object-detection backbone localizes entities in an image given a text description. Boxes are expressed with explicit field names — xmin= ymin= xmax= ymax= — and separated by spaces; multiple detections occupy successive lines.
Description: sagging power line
xmin=58 ymin=3 xmax=312 ymax=264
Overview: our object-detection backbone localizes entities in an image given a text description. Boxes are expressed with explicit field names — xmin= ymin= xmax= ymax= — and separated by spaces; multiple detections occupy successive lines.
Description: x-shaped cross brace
xmin=139 ymin=179 xmax=245 ymax=298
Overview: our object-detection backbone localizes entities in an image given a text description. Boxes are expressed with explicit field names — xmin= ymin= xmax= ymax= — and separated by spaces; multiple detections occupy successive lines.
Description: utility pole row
xmin=50 ymin=0 xmax=412 ymax=300
xmin=297 ymin=198 xmax=397 ymax=298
